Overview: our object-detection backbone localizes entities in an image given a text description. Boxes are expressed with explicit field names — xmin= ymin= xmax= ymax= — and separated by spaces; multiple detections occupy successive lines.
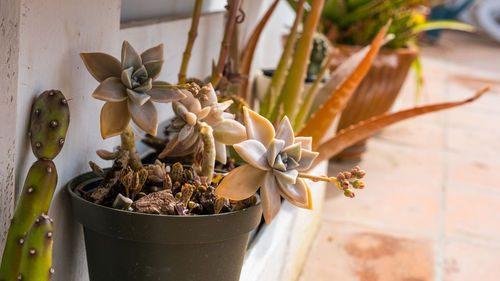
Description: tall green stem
xmin=178 ymin=0 xmax=203 ymax=84
xmin=211 ymin=0 xmax=242 ymax=88
xmin=279 ymin=0 xmax=324 ymax=125
xmin=294 ymin=51 xmax=333 ymax=131
xmin=262 ymin=0 xmax=306 ymax=120
xmin=120 ymin=126 xmax=142 ymax=171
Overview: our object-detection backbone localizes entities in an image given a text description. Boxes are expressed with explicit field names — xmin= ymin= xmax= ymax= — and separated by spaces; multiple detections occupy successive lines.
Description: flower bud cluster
xmin=335 ymin=166 xmax=366 ymax=198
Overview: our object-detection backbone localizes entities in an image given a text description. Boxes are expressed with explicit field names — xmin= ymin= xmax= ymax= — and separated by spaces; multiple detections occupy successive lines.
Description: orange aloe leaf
xmin=239 ymin=0 xmax=280 ymax=102
xmin=297 ymin=21 xmax=390 ymax=149
xmin=311 ymin=87 xmax=489 ymax=166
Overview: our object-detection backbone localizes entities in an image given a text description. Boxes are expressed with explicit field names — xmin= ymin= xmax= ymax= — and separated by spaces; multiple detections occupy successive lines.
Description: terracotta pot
xmin=333 ymin=45 xmax=418 ymax=159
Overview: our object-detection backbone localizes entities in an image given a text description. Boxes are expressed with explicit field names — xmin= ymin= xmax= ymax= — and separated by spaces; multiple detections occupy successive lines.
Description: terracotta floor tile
xmin=446 ymin=153 xmax=500 ymax=190
xmin=322 ymin=174 xmax=441 ymax=237
xmin=443 ymin=240 xmax=500 ymax=281
xmin=356 ymin=139 xmax=443 ymax=183
xmin=299 ymin=223 xmax=434 ymax=281
xmin=445 ymin=127 xmax=500 ymax=160
xmin=445 ymin=185 xmax=500 ymax=242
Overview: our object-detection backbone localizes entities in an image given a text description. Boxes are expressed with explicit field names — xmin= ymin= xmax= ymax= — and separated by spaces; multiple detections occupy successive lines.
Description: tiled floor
xmin=299 ymin=31 xmax=500 ymax=281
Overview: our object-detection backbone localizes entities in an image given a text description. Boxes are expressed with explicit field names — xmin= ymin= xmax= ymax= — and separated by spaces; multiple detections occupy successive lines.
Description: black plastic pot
xmin=67 ymin=171 xmax=262 ymax=281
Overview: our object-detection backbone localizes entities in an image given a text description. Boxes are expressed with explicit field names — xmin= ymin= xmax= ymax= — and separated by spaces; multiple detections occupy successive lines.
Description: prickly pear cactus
xmin=18 ymin=215 xmax=54 ymax=281
xmin=0 ymin=160 xmax=57 ymax=281
xmin=307 ymin=33 xmax=329 ymax=81
xmin=29 ymin=90 xmax=70 ymax=160
xmin=0 ymin=90 xmax=69 ymax=281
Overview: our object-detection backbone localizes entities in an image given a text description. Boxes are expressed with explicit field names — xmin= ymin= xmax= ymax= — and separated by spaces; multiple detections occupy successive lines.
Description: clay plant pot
xmin=66 ymin=171 xmax=262 ymax=281
xmin=333 ymin=45 xmax=418 ymax=160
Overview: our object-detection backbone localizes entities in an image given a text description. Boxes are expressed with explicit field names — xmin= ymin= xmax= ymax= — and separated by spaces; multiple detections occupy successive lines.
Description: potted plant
xmin=68 ymin=12 xmax=371 ymax=277
xmin=314 ymin=0 xmax=475 ymax=159
xmin=66 ymin=1 xmax=487 ymax=280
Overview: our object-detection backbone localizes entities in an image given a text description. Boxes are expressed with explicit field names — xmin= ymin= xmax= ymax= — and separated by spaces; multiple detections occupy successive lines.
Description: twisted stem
xmin=211 ymin=0 xmax=242 ymax=88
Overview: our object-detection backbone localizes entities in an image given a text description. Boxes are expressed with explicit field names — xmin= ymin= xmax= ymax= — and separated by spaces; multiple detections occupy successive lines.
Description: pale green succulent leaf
xmin=234 ymin=140 xmax=270 ymax=171
xmin=127 ymin=89 xmax=151 ymax=106
xmin=121 ymin=41 xmax=142 ymax=70
xmin=273 ymin=169 xmax=298 ymax=185
xmin=267 ymin=139 xmax=285 ymax=167
xmin=132 ymin=65 xmax=148 ymax=81
xmin=215 ymin=141 xmax=227 ymax=164
xmin=213 ymin=119 xmax=247 ymax=145
xmin=141 ymin=43 xmax=164 ymax=64
xmin=276 ymin=116 xmax=294 ymax=147
xmin=128 ymin=100 xmax=158 ymax=136
xmin=294 ymin=136 xmax=313 ymax=150
xmin=282 ymin=142 xmax=302 ymax=162
xmin=149 ymin=81 xmax=187 ymax=103
xmin=80 ymin=52 xmax=122 ymax=82
xmin=277 ymin=178 xmax=309 ymax=209
xmin=100 ymin=100 xmax=130 ymax=139
xmin=121 ymin=67 xmax=134 ymax=88
xmin=214 ymin=164 xmax=265 ymax=200
xmin=273 ymin=154 xmax=286 ymax=172
xmin=144 ymin=60 xmax=163 ymax=80
xmin=297 ymin=149 xmax=319 ymax=171
xmin=134 ymin=78 xmax=153 ymax=92
xmin=92 ymin=77 xmax=127 ymax=102
xmin=261 ymin=172 xmax=281 ymax=224
xmin=287 ymin=156 xmax=300 ymax=170
xmin=243 ymin=107 xmax=275 ymax=148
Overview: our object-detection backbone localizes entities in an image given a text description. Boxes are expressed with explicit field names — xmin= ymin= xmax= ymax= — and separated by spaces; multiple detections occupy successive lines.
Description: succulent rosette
xmin=159 ymin=83 xmax=246 ymax=164
xmin=215 ymin=107 xmax=319 ymax=223
xmin=81 ymin=40 xmax=186 ymax=139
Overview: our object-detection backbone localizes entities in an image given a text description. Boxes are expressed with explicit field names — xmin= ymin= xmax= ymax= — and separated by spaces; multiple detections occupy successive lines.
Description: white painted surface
xmin=0 ymin=0 xmax=21 ymax=256
xmin=240 ymin=160 xmax=328 ymax=281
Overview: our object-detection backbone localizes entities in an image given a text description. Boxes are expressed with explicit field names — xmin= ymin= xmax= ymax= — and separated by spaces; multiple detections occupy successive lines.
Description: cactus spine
xmin=18 ymin=215 xmax=54 ymax=281
xmin=0 ymin=90 xmax=69 ymax=281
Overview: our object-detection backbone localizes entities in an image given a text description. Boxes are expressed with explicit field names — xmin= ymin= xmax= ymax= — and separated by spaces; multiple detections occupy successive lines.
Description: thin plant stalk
xmin=239 ymin=0 xmax=280 ymax=102
xmin=211 ymin=0 xmax=242 ymax=88
xmin=279 ymin=0 xmax=325 ymax=125
xmin=262 ymin=0 xmax=306 ymax=120
xmin=178 ymin=0 xmax=203 ymax=84
xmin=120 ymin=125 xmax=142 ymax=171
xmin=293 ymin=51 xmax=334 ymax=131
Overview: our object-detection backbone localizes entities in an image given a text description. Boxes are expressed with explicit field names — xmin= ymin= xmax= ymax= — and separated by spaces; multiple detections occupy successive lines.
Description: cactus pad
xmin=19 ymin=215 xmax=54 ymax=281
xmin=29 ymin=90 xmax=70 ymax=160
xmin=0 ymin=160 xmax=57 ymax=280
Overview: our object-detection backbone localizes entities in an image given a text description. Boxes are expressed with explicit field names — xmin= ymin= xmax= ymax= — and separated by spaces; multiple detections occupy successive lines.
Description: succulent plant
xmin=306 ymin=33 xmax=330 ymax=81
xmin=29 ymin=90 xmax=70 ymax=160
xmin=159 ymin=83 xmax=246 ymax=164
xmin=80 ymin=41 xmax=186 ymax=138
xmin=18 ymin=215 xmax=54 ymax=281
xmin=0 ymin=90 xmax=68 ymax=281
xmin=215 ymin=107 xmax=319 ymax=223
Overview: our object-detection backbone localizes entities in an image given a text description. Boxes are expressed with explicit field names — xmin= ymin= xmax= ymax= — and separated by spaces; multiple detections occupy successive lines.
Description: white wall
xmin=0 ymin=0 xmax=296 ymax=280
